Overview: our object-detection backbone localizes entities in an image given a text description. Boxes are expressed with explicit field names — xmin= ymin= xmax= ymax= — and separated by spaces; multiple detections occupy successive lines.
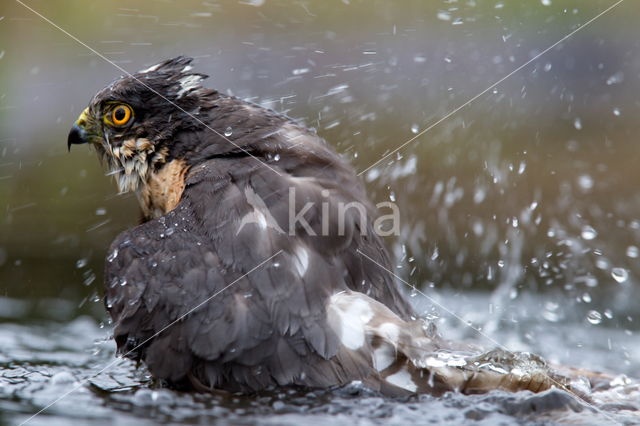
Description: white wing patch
xmin=326 ymin=290 xmax=438 ymax=393
xmin=373 ymin=345 xmax=395 ymax=371
xmin=385 ymin=368 xmax=418 ymax=393
xmin=377 ymin=322 xmax=400 ymax=343
xmin=327 ymin=292 xmax=375 ymax=350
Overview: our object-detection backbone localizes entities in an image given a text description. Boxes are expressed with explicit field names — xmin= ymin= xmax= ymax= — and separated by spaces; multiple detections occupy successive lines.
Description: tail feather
xmin=327 ymin=290 xmax=575 ymax=396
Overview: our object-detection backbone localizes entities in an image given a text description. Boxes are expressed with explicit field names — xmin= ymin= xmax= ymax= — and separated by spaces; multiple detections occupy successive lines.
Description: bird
xmin=68 ymin=57 xmax=578 ymax=397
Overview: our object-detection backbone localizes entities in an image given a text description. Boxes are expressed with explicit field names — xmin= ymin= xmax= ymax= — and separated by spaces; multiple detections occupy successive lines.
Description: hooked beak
xmin=67 ymin=108 xmax=90 ymax=151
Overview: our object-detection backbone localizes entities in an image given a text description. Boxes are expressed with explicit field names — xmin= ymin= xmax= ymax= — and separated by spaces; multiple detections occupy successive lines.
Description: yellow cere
xmin=76 ymin=107 xmax=90 ymax=127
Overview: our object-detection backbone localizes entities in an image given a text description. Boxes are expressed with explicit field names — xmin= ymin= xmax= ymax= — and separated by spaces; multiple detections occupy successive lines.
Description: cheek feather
xmin=103 ymin=137 xmax=161 ymax=194
xmin=120 ymin=139 xmax=137 ymax=157
xmin=136 ymin=138 xmax=152 ymax=151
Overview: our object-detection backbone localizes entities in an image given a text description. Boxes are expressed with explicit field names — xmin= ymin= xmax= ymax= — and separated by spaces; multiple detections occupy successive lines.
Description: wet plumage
xmin=69 ymin=57 xmax=577 ymax=396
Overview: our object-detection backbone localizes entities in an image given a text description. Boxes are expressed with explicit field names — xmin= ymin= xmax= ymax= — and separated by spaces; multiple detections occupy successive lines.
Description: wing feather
xmin=105 ymin=118 xmax=413 ymax=391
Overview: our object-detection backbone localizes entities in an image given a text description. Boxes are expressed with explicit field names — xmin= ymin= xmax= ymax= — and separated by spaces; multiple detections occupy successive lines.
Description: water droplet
xmin=541 ymin=0 xmax=551 ymax=5
xmin=95 ymin=208 xmax=107 ymax=216
xmin=76 ymin=258 xmax=88 ymax=268
xmin=410 ymin=124 xmax=419 ymax=134
xmin=611 ymin=267 xmax=629 ymax=283
xmin=292 ymin=68 xmax=310 ymax=75
xmin=606 ymin=71 xmax=624 ymax=85
xmin=224 ymin=127 xmax=233 ymax=137
xmin=543 ymin=62 xmax=552 ymax=71
xmin=587 ymin=310 xmax=602 ymax=325
xmin=613 ymin=107 xmax=621 ymax=116
xmin=581 ymin=225 xmax=597 ymax=240
xmin=83 ymin=272 xmax=96 ymax=286
xmin=107 ymin=249 xmax=118 ymax=262
xmin=573 ymin=118 xmax=582 ymax=130
xmin=365 ymin=168 xmax=381 ymax=182
xmin=577 ymin=174 xmax=593 ymax=191
xmin=595 ymin=258 xmax=609 ymax=270
xmin=581 ymin=275 xmax=598 ymax=288
xmin=509 ymin=288 xmax=518 ymax=299
xmin=626 ymin=246 xmax=638 ymax=258
xmin=542 ymin=307 xmax=560 ymax=323
xmin=436 ymin=11 xmax=451 ymax=21
xmin=165 ymin=227 xmax=174 ymax=236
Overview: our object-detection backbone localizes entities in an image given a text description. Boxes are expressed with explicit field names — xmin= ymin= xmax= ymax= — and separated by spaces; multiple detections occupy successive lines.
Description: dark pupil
xmin=114 ymin=108 xmax=126 ymax=121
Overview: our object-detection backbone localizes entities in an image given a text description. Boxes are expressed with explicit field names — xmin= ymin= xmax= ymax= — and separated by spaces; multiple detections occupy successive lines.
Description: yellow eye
xmin=110 ymin=104 xmax=133 ymax=126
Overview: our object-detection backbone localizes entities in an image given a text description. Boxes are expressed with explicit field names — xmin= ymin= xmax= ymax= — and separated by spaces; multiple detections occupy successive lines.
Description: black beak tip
xmin=67 ymin=124 xmax=87 ymax=152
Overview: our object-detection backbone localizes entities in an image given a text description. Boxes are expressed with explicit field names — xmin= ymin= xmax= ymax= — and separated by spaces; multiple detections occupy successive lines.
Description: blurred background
xmin=1 ymin=1 xmax=639 ymax=419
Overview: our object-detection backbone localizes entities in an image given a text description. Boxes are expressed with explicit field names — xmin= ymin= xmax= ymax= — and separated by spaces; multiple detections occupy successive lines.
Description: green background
xmin=0 ymin=0 xmax=638 ymax=332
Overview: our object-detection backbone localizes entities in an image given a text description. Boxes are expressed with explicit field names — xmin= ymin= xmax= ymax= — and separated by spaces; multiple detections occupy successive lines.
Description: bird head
xmin=67 ymin=56 xmax=213 ymax=192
